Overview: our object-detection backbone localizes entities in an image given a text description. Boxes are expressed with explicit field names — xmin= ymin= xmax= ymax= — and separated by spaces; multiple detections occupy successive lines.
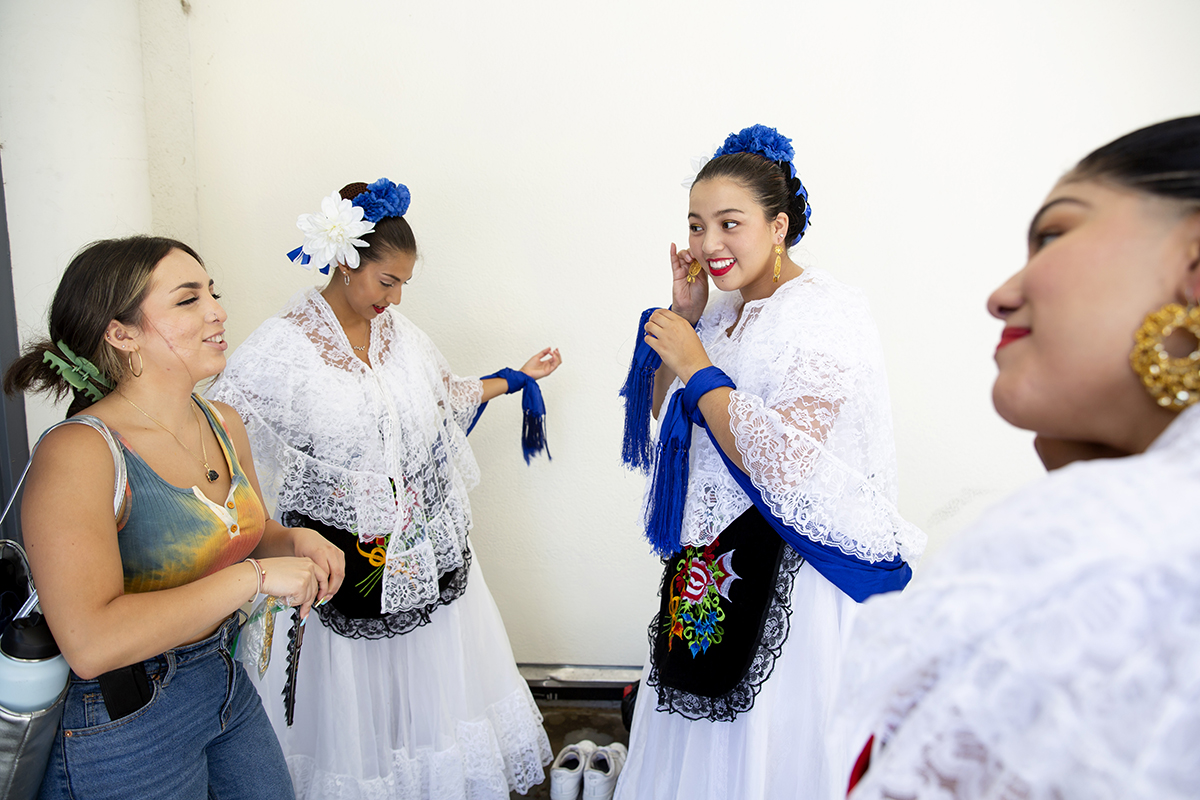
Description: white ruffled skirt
xmin=614 ymin=564 xmax=858 ymax=800
xmin=252 ymin=554 xmax=551 ymax=799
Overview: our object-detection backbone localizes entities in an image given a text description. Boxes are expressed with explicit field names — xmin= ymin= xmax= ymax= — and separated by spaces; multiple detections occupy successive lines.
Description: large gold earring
xmin=1130 ymin=303 xmax=1200 ymax=411
xmin=685 ymin=259 xmax=702 ymax=284
xmin=773 ymin=244 xmax=783 ymax=282
xmin=128 ymin=350 xmax=144 ymax=378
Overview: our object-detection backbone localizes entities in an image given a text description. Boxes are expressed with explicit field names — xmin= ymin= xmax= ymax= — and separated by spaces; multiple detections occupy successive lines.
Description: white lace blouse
xmin=209 ymin=288 xmax=483 ymax=615
xmin=836 ymin=404 xmax=1200 ymax=799
xmin=657 ymin=269 xmax=924 ymax=566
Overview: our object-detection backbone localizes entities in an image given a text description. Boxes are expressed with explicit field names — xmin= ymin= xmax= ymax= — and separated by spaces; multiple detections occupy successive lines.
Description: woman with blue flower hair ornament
xmin=210 ymin=179 xmax=560 ymax=799
xmin=614 ymin=125 xmax=924 ymax=799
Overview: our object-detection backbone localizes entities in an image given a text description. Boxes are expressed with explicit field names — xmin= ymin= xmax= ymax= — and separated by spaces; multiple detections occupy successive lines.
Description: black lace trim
xmin=646 ymin=546 xmax=804 ymax=722
xmin=314 ymin=547 xmax=472 ymax=640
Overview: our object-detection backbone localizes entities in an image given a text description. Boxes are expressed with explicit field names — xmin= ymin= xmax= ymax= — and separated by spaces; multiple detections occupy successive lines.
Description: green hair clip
xmin=43 ymin=341 xmax=113 ymax=402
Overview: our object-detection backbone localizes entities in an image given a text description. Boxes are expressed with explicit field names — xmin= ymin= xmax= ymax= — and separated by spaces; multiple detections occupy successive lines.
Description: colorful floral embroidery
xmin=665 ymin=543 xmax=741 ymax=657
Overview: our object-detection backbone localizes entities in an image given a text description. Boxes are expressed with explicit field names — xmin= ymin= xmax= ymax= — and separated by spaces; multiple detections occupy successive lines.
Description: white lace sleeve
xmin=445 ymin=373 xmax=483 ymax=433
xmin=727 ymin=344 xmax=920 ymax=564
xmin=422 ymin=340 xmax=482 ymax=433
xmin=838 ymin=408 xmax=1200 ymax=799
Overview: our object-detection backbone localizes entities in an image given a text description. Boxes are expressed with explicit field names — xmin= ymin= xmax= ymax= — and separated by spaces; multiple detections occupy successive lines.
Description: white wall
xmin=4 ymin=0 xmax=1199 ymax=666
xmin=0 ymin=0 xmax=154 ymax=441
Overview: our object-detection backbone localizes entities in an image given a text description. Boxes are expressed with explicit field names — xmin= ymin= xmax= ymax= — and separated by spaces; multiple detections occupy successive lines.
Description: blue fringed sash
xmin=619 ymin=309 xmax=911 ymax=601
xmin=618 ymin=308 xmax=663 ymax=472
xmin=467 ymin=368 xmax=550 ymax=464
xmin=644 ymin=367 xmax=736 ymax=557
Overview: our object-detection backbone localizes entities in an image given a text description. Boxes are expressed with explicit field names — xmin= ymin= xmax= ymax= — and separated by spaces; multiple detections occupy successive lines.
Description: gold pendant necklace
xmin=118 ymin=393 xmax=220 ymax=482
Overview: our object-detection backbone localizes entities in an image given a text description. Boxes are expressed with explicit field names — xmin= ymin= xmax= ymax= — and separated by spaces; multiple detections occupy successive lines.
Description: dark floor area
xmin=513 ymin=699 xmax=630 ymax=799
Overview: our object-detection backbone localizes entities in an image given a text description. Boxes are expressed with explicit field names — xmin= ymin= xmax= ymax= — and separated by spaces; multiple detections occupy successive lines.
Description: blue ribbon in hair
xmin=467 ymin=368 xmax=550 ymax=464
xmin=620 ymin=311 xmax=911 ymax=601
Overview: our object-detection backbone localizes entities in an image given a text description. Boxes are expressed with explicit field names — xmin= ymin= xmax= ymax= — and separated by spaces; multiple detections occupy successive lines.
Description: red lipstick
xmin=707 ymin=259 xmax=735 ymax=277
xmin=996 ymin=327 xmax=1030 ymax=352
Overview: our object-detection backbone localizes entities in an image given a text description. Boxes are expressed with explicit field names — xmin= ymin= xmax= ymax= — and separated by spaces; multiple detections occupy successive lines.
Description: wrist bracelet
xmin=247 ymin=558 xmax=265 ymax=596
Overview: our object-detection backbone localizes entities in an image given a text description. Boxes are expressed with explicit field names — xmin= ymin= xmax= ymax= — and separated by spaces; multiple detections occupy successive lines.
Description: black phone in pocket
xmin=97 ymin=662 xmax=153 ymax=721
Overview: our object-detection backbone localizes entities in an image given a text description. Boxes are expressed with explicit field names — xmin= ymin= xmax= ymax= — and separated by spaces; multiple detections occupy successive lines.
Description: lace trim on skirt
xmin=286 ymin=687 xmax=552 ymax=799
xmin=315 ymin=548 xmax=473 ymax=640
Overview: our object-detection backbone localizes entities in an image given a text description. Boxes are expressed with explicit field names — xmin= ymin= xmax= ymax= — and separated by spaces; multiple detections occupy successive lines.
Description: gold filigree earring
xmin=773 ymin=243 xmax=783 ymax=282
xmin=1130 ymin=302 xmax=1200 ymax=411
xmin=685 ymin=259 xmax=702 ymax=284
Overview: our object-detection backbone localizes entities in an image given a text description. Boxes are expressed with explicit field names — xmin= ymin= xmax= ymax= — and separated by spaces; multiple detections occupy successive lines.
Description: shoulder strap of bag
xmin=0 ymin=416 xmax=127 ymax=527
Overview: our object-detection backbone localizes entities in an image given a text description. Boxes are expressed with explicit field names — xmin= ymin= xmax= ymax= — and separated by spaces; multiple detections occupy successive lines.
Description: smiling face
xmin=112 ymin=248 xmax=228 ymax=386
xmin=688 ymin=178 xmax=788 ymax=299
xmin=339 ymin=249 xmax=416 ymax=322
xmin=987 ymin=179 xmax=1200 ymax=451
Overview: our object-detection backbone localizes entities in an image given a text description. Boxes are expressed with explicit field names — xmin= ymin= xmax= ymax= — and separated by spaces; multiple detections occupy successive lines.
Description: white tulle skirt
xmin=252 ymin=554 xmax=552 ymax=799
xmin=614 ymin=564 xmax=859 ymax=800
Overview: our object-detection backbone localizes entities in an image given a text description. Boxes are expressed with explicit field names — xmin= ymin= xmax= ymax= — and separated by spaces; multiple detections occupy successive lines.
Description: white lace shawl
xmin=654 ymin=269 xmax=924 ymax=565
xmin=208 ymin=288 xmax=483 ymax=614
xmin=836 ymin=404 xmax=1200 ymax=799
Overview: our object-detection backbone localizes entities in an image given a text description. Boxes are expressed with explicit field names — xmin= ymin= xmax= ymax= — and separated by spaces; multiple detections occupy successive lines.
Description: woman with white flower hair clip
xmin=210 ymin=179 xmax=560 ymax=799
xmin=614 ymin=125 xmax=922 ymax=800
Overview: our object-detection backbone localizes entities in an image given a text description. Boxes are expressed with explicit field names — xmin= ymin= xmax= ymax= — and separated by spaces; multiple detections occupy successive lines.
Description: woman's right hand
xmin=670 ymin=243 xmax=708 ymax=325
xmin=258 ymin=556 xmax=325 ymax=619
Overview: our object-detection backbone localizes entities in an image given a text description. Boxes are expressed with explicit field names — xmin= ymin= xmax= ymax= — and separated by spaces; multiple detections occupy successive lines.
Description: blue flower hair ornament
xmin=352 ymin=178 xmax=411 ymax=223
xmin=287 ymin=178 xmax=412 ymax=273
xmin=712 ymin=123 xmax=795 ymax=163
xmin=712 ymin=124 xmax=812 ymax=241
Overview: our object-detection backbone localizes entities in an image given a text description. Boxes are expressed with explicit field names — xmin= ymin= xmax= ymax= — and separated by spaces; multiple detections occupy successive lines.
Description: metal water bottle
xmin=0 ymin=611 xmax=69 ymax=713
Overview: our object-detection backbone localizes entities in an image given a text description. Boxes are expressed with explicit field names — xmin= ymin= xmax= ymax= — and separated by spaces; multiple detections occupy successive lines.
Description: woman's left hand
xmin=291 ymin=527 xmax=346 ymax=605
xmin=644 ymin=308 xmax=711 ymax=383
xmin=520 ymin=347 xmax=563 ymax=380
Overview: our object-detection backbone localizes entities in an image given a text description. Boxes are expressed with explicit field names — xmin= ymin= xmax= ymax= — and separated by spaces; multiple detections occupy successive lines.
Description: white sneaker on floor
xmin=582 ymin=742 xmax=627 ymax=800
xmin=550 ymin=739 xmax=598 ymax=800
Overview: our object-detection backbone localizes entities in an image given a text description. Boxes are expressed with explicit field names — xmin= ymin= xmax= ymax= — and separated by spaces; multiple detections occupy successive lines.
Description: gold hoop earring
xmin=685 ymin=259 xmax=702 ymax=284
xmin=128 ymin=350 xmax=144 ymax=378
xmin=1130 ymin=303 xmax=1200 ymax=411
xmin=773 ymin=245 xmax=783 ymax=282
xmin=343 ymin=270 xmax=351 ymax=287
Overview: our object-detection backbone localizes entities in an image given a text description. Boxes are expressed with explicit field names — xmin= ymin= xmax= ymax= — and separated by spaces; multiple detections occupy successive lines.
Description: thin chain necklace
xmin=117 ymin=392 xmax=220 ymax=483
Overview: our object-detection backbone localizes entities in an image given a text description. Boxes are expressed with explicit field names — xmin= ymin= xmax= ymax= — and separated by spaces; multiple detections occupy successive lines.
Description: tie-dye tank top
xmin=112 ymin=395 xmax=266 ymax=594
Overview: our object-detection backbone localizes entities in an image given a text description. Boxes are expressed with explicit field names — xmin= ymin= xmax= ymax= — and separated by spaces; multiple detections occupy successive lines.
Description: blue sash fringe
xmin=468 ymin=368 xmax=550 ymax=464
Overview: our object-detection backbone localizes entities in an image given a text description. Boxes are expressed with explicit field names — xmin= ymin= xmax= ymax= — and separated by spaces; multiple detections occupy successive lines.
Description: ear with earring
xmin=773 ymin=236 xmax=784 ymax=283
xmin=111 ymin=329 xmax=144 ymax=378
xmin=1130 ymin=248 xmax=1200 ymax=411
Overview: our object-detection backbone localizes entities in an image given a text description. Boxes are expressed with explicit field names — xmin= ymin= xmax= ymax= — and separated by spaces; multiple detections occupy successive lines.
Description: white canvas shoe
xmin=550 ymin=739 xmax=598 ymax=800
xmin=582 ymin=742 xmax=627 ymax=800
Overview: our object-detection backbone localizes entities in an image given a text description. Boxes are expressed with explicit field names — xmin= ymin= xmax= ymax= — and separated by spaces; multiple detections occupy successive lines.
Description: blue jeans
xmin=39 ymin=616 xmax=294 ymax=800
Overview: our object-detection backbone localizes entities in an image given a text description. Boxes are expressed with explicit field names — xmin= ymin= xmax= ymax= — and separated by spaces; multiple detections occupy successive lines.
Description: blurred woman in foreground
xmin=839 ymin=115 xmax=1200 ymax=798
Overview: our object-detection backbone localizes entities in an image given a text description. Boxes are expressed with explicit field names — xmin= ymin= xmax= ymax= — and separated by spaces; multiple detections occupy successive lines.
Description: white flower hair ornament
xmin=287 ymin=192 xmax=376 ymax=274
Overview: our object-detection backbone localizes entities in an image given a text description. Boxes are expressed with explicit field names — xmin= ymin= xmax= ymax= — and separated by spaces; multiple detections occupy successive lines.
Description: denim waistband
xmin=159 ymin=615 xmax=241 ymax=665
